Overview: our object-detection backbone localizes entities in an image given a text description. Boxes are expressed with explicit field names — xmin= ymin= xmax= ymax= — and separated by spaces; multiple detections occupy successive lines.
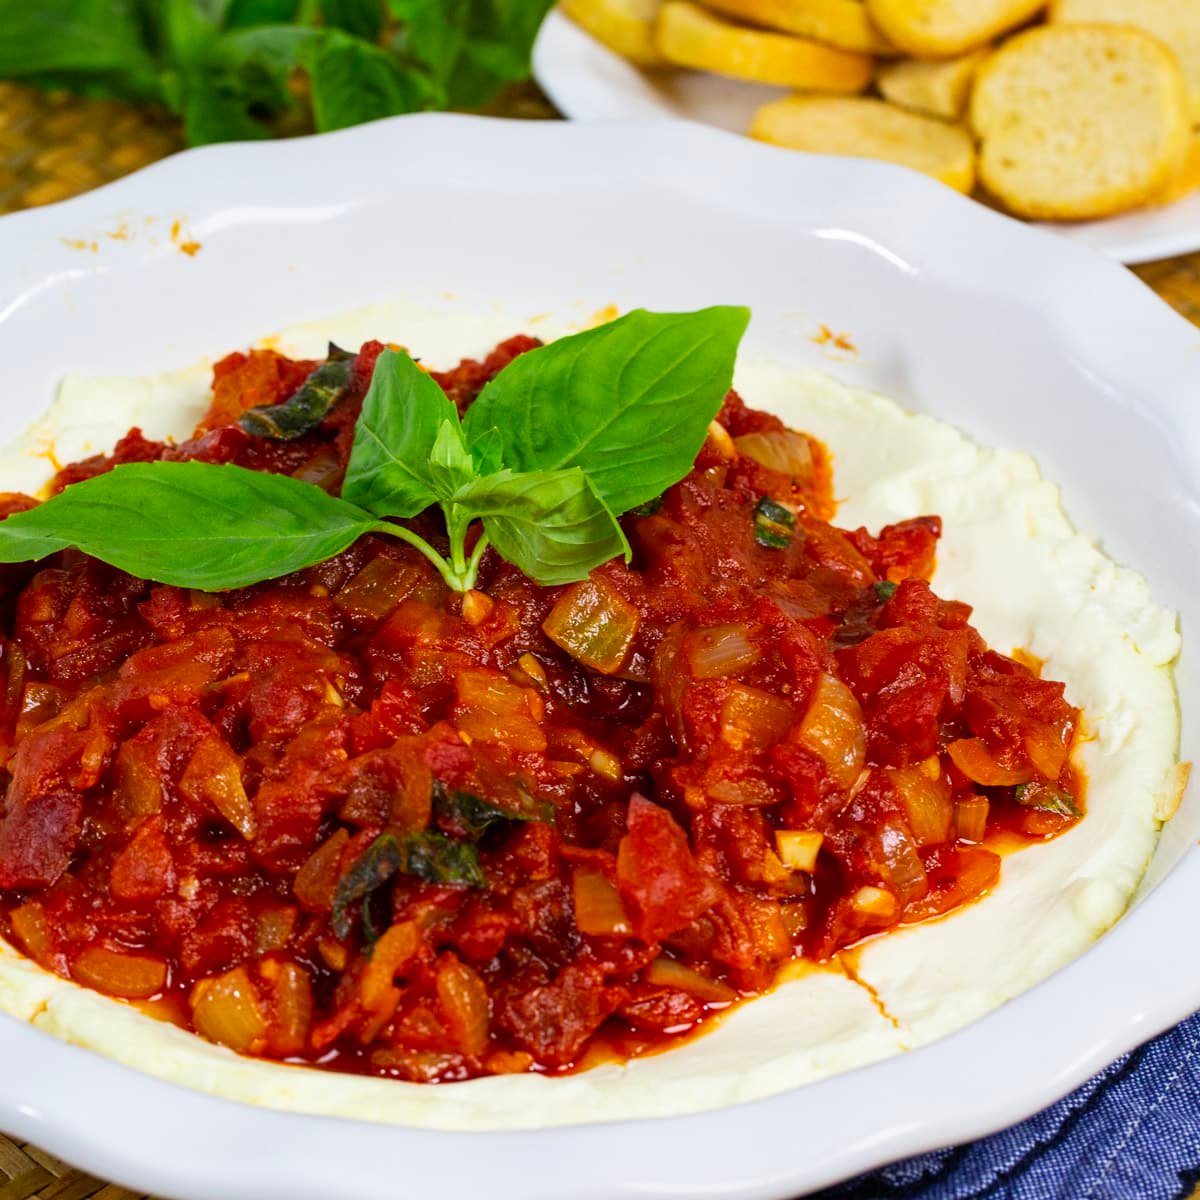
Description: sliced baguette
xmin=698 ymin=0 xmax=896 ymax=55
xmin=866 ymin=0 xmax=1046 ymax=58
xmin=877 ymin=48 xmax=989 ymax=119
xmin=1051 ymin=0 xmax=1200 ymax=125
xmin=656 ymin=1 xmax=875 ymax=89
xmin=1158 ymin=134 xmax=1200 ymax=206
xmin=970 ymin=24 xmax=1191 ymax=220
xmin=560 ymin=0 xmax=668 ymax=67
xmin=750 ymin=95 xmax=976 ymax=191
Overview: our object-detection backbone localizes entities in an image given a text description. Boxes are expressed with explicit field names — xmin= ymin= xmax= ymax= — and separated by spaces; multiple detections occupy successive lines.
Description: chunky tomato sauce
xmin=0 ymin=337 xmax=1081 ymax=1081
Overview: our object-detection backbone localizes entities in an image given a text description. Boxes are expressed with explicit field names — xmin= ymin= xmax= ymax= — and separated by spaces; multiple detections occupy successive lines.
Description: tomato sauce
xmin=0 ymin=336 xmax=1082 ymax=1082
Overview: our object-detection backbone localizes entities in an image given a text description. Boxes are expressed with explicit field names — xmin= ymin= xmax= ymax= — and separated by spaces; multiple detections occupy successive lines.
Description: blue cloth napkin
xmin=816 ymin=1010 xmax=1200 ymax=1200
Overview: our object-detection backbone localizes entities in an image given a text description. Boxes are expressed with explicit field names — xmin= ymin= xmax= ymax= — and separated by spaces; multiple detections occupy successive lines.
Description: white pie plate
xmin=533 ymin=10 xmax=1200 ymax=265
xmin=0 ymin=112 xmax=1199 ymax=1200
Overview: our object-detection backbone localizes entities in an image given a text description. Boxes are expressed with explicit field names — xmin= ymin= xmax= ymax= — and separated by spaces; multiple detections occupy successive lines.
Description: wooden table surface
xmin=1 ymin=77 xmax=1198 ymax=1200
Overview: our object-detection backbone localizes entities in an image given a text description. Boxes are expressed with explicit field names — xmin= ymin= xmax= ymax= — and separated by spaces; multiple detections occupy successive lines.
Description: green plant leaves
xmin=343 ymin=348 xmax=463 ymax=519
xmin=0 ymin=0 xmax=555 ymax=148
xmin=0 ymin=307 xmax=751 ymax=596
xmin=0 ymin=462 xmax=388 ymax=590
xmin=240 ymin=345 xmax=355 ymax=439
xmin=463 ymin=307 xmax=751 ymax=514
xmin=452 ymin=469 xmax=628 ymax=588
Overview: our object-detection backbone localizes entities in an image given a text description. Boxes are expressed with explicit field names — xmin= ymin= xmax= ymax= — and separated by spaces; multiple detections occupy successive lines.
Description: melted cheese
xmin=0 ymin=307 xmax=1181 ymax=1129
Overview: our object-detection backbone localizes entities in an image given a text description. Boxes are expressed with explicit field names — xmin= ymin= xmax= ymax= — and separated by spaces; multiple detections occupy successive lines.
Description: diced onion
xmin=721 ymin=684 xmax=795 ymax=750
xmin=436 ymin=956 xmax=491 ymax=1056
xmin=797 ymin=673 xmax=866 ymax=790
xmin=1023 ymin=727 xmax=1069 ymax=781
xmin=461 ymin=589 xmax=494 ymax=627
xmin=946 ymin=738 xmax=1035 ymax=787
xmin=686 ymin=623 xmax=760 ymax=679
xmin=359 ymin=921 xmax=420 ymax=1015
xmin=953 ymin=795 xmax=989 ymax=843
xmin=267 ymin=961 xmax=313 ymax=1057
xmin=887 ymin=765 xmax=952 ymax=847
xmin=455 ymin=669 xmax=547 ymax=752
xmin=542 ymin=577 xmax=639 ymax=675
xmin=645 ymin=956 xmax=736 ymax=1003
xmin=879 ymin=823 xmax=927 ymax=903
xmin=851 ymin=886 xmax=897 ymax=919
xmin=573 ymin=869 xmax=634 ymax=936
xmin=707 ymin=420 xmax=738 ymax=460
xmin=775 ymin=830 xmax=823 ymax=872
xmin=733 ymin=428 xmax=814 ymax=481
xmin=191 ymin=966 xmax=268 ymax=1054
xmin=9 ymin=902 xmax=51 ymax=961
xmin=334 ymin=556 xmax=421 ymax=622
xmin=72 ymin=947 xmax=168 ymax=999
xmin=179 ymin=736 xmax=255 ymax=839
xmin=293 ymin=829 xmax=349 ymax=912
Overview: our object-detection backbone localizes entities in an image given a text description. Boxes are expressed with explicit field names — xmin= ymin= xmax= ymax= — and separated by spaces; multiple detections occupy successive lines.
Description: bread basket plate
xmin=0 ymin=112 xmax=1199 ymax=1200
xmin=533 ymin=10 xmax=1200 ymax=265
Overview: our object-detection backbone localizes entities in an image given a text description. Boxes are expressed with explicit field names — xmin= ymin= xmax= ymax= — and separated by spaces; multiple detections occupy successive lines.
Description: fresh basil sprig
xmin=0 ymin=307 xmax=750 ymax=593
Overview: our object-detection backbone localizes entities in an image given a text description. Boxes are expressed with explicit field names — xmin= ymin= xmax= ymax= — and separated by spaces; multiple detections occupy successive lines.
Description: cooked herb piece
xmin=630 ymin=495 xmax=664 ymax=517
xmin=240 ymin=344 xmax=355 ymax=440
xmin=331 ymin=831 xmax=402 ymax=939
xmin=434 ymin=782 xmax=554 ymax=838
xmin=403 ymin=831 xmax=485 ymax=887
xmin=754 ymin=496 xmax=795 ymax=549
xmin=1014 ymin=781 xmax=1081 ymax=817
xmin=874 ymin=580 xmax=898 ymax=601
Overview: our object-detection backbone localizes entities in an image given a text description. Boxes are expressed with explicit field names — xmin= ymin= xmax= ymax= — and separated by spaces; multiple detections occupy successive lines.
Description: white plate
xmin=533 ymin=10 xmax=1200 ymax=265
xmin=0 ymin=112 xmax=1199 ymax=1200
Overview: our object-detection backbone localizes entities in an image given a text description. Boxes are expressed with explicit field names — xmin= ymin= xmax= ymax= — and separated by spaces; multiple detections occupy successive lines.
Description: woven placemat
xmin=0 ymin=76 xmax=1198 ymax=1200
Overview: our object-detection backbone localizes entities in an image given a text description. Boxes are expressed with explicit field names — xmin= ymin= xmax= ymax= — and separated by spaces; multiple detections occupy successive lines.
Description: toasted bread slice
xmin=560 ymin=0 xmax=668 ymax=67
xmin=866 ymin=0 xmax=1046 ymax=57
xmin=1158 ymin=134 xmax=1200 ymax=205
xmin=971 ymin=24 xmax=1190 ymax=219
xmin=656 ymin=1 xmax=875 ymax=89
xmin=1051 ymin=0 xmax=1200 ymax=125
xmin=750 ymin=95 xmax=976 ymax=190
xmin=698 ymin=0 xmax=896 ymax=55
xmin=877 ymin=48 xmax=988 ymax=118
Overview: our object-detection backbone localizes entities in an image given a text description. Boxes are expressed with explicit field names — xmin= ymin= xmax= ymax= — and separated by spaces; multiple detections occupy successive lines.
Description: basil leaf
xmin=427 ymin=419 xmax=476 ymax=498
xmin=224 ymin=0 xmax=301 ymax=25
xmin=0 ymin=0 xmax=157 ymax=84
xmin=321 ymin=0 xmax=384 ymax=41
xmin=463 ymin=307 xmax=750 ymax=515
xmin=305 ymin=31 xmax=428 ymax=132
xmin=874 ymin=580 xmax=898 ymax=602
xmin=469 ymin=427 xmax=506 ymax=476
xmin=387 ymin=0 xmax=555 ymax=108
xmin=454 ymin=468 xmax=629 ymax=587
xmin=403 ymin=831 xmax=484 ymax=887
xmin=240 ymin=345 xmax=354 ymax=438
xmin=0 ymin=462 xmax=386 ymax=590
xmin=332 ymin=832 xmax=402 ymax=939
xmin=754 ymin=496 xmax=795 ymax=549
xmin=434 ymin=781 xmax=553 ymax=837
xmin=1014 ymin=782 xmax=1082 ymax=818
xmin=343 ymin=348 xmax=462 ymax=518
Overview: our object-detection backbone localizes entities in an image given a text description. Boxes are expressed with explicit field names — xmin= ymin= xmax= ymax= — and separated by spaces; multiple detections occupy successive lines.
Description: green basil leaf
xmin=402 ymin=831 xmax=484 ymax=887
xmin=754 ymin=495 xmax=795 ymax=550
xmin=874 ymin=580 xmax=898 ymax=602
xmin=320 ymin=0 xmax=384 ymax=41
xmin=463 ymin=307 xmax=750 ymax=515
xmin=332 ymin=832 xmax=402 ymax=939
xmin=427 ymin=419 xmax=476 ymax=498
xmin=454 ymin=468 xmax=629 ymax=587
xmin=433 ymin=781 xmax=553 ymax=837
xmin=469 ymin=427 xmax=505 ymax=476
xmin=223 ymin=0 xmax=301 ymax=26
xmin=240 ymin=345 xmax=354 ymax=438
xmin=387 ymin=0 xmax=554 ymax=108
xmin=343 ymin=348 xmax=462 ymax=518
xmin=0 ymin=462 xmax=386 ymax=590
xmin=0 ymin=0 xmax=159 ymax=91
xmin=304 ymin=30 xmax=428 ymax=132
